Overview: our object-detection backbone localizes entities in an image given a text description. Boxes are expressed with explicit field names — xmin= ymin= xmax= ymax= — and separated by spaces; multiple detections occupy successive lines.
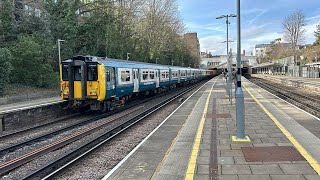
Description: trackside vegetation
xmin=0 ymin=0 xmax=197 ymax=96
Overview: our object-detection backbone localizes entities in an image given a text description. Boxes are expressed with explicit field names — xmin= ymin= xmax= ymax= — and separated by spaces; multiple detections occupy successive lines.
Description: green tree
xmin=0 ymin=48 xmax=13 ymax=96
xmin=43 ymin=0 xmax=82 ymax=64
xmin=0 ymin=0 xmax=15 ymax=47
xmin=10 ymin=35 xmax=58 ymax=87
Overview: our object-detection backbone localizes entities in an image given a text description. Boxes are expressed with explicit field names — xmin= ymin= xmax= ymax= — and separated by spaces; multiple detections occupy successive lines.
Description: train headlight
xmin=90 ymin=91 xmax=97 ymax=95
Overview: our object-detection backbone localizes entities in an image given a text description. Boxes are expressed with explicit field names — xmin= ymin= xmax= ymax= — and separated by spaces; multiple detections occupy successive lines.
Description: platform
xmin=103 ymin=76 xmax=320 ymax=180
xmin=0 ymin=97 xmax=62 ymax=114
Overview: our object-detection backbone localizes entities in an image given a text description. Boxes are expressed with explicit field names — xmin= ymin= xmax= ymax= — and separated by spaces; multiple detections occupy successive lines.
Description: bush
xmin=0 ymin=48 xmax=13 ymax=96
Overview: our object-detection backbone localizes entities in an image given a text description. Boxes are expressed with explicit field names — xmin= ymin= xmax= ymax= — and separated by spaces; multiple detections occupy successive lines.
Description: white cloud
xmin=199 ymin=35 xmax=226 ymax=54
xmin=242 ymin=24 xmax=270 ymax=39
xmin=196 ymin=3 xmax=320 ymax=56
xmin=243 ymin=8 xmax=268 ymax=25
xmin=304 ymin=22 xmax=318 ymax=44
xmin=185 ymin=22 xmax=225 ymax=33
xmin=306 ymin=14 xmax=320 ymax=21
xmin=247 ymin=32 xmax=282 ymax=43
xmin=242 ymin=8 xmax=265 ymax=15
xmin=199 ymin=26 xmax=283 ymax=55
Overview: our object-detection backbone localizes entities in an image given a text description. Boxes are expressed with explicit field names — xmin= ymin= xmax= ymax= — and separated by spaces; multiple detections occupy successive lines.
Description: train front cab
xmin=60 ymin=57 xmax=107 ymax=110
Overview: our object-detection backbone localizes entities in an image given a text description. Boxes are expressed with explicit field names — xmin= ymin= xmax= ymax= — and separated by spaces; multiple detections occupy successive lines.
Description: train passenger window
xmin=106 ymin=71 xmax=110 ymax=82
xmin=166 ymin=72 xmax=169 ymax=78
xmin=142 ymin=71 xmax=148 ymax=80
xmin=62 ymin=65 xmax=68 ymax=80
xmin=172 ymin=71 xmax=178 ymax=78
xmin=161 ymin=73 xmax=165 ymax=79
xmin=121 ymin=71 xmax=131 ymax=82
xmin=125 ymin=71 xmax=130 ymax=81
xmin=150 ymin=71 xmax=155 ymax=79
xmin=74 ymin=66 xmax=81 ymax=81
xmin=88 ymin=66 xmax=98 ymax=81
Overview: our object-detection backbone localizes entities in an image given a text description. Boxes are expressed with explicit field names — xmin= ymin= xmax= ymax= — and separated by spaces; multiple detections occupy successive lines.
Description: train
xmin=60 ymin=55 xmax=216 ymax=112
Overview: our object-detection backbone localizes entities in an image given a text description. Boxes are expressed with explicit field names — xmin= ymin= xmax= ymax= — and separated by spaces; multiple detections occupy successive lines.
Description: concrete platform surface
xmin=102 ymin=76 xmax=320 ymax=180
xmin=0 ymin=97 xmax=62 ymax=114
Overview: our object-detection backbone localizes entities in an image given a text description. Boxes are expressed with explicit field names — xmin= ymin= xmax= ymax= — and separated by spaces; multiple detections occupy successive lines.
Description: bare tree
xmin=282 ymin=10 xmax=306 ymax=62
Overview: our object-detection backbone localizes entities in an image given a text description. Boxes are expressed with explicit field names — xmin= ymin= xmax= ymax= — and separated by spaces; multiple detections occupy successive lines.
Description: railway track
xmin=248 ymin=77 xmax=320 ymax=118
xmin=0 ymin=80 xmax=207 ymax=179
xmin=0 ymin=81 xmax=198 ymax=156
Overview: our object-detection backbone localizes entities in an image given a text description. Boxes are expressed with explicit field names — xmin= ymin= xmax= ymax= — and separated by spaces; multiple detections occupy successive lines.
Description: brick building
xmin=183 ymin=32 xmax=200 ymax=63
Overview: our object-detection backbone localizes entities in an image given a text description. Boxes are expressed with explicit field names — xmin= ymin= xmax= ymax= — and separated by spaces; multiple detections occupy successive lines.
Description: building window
xmin=35 ymin=8 xmax=41 ymax=17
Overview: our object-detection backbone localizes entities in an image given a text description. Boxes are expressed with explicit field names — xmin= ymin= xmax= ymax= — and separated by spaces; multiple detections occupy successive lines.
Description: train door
xmin=68 ymin=60 xmax=87 ymax=100
xmin=155 ymin=69 xmax=160 ymax=88
xmin=133 ymin=68 xmax=139 ymax=92
xmin=106 ymin=67 xmax=115 ymax=98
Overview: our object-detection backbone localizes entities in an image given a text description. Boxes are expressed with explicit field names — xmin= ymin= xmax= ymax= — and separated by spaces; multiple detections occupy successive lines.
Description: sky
xmin=178 ymin=0 xmax=320 ymax=56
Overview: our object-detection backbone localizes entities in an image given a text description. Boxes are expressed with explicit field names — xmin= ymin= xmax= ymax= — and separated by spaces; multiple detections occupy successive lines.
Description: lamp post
xmin=233 ymin=0 xmax=250 ymax=142
xmin=57 ymin=39 xmax=65 ymax=65
xmin=156 ymin=58 xmax=158 ymax=64
xmin=126 ymin=53 xmax=131 ymax=61
xmin=216 ymin=14 xmax=236 ymax=102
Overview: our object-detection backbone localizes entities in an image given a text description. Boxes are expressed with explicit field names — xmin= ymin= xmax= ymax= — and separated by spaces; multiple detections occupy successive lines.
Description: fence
xmin=286 ymin=65 xmax=319 ymax=78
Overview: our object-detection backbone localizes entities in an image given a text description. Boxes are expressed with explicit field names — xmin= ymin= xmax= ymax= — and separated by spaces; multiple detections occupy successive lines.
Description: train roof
xmin=62 ymin=55 xmax=205 ymax=71
xmin=100 ymin=58 xmax=169 ymax=70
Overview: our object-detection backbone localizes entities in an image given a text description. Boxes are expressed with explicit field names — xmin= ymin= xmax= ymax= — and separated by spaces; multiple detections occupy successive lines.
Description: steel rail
xmin=0 ymin=84 xmax=190 ymax=157
xmin=0 ymin=80 xmax=207 ymax=178
xmin=24 ymin=81 xmax=207 ymax=179
xmin=248 ymin=77 xmax=320 ymax=118
xmin=0 ymin=106 xmax=143 ymax=176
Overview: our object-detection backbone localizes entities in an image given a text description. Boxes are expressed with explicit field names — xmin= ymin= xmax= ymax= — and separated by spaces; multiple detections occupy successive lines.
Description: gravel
xmin=52 ymin=88 xmax=196 ymax=180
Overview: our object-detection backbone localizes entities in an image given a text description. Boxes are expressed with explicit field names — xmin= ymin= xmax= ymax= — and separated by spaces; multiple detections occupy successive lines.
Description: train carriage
xmin=60 ymin=55 xmax=215 ymax=112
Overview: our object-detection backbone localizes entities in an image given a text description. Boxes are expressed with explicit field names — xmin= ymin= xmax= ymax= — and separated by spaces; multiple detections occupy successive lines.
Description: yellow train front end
xmin=60 ymin=56 xmax=106 ymax=111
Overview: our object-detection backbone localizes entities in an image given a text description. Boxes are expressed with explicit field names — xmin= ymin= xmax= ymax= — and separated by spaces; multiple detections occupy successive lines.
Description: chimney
xmin=243 ymin=50 xmax=245 ymax=56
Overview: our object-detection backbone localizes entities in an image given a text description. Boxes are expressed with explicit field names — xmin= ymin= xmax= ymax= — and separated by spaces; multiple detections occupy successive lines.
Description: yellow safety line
xmin=150 ymin=126 xmax=184 ymax=180
xmin=185 ymin=78 xmax=217 ymax=180
xmin=243 ymin=83 xmax=320 ymax=175
xmin=151 ymin=81 xmax=211 ymax=179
